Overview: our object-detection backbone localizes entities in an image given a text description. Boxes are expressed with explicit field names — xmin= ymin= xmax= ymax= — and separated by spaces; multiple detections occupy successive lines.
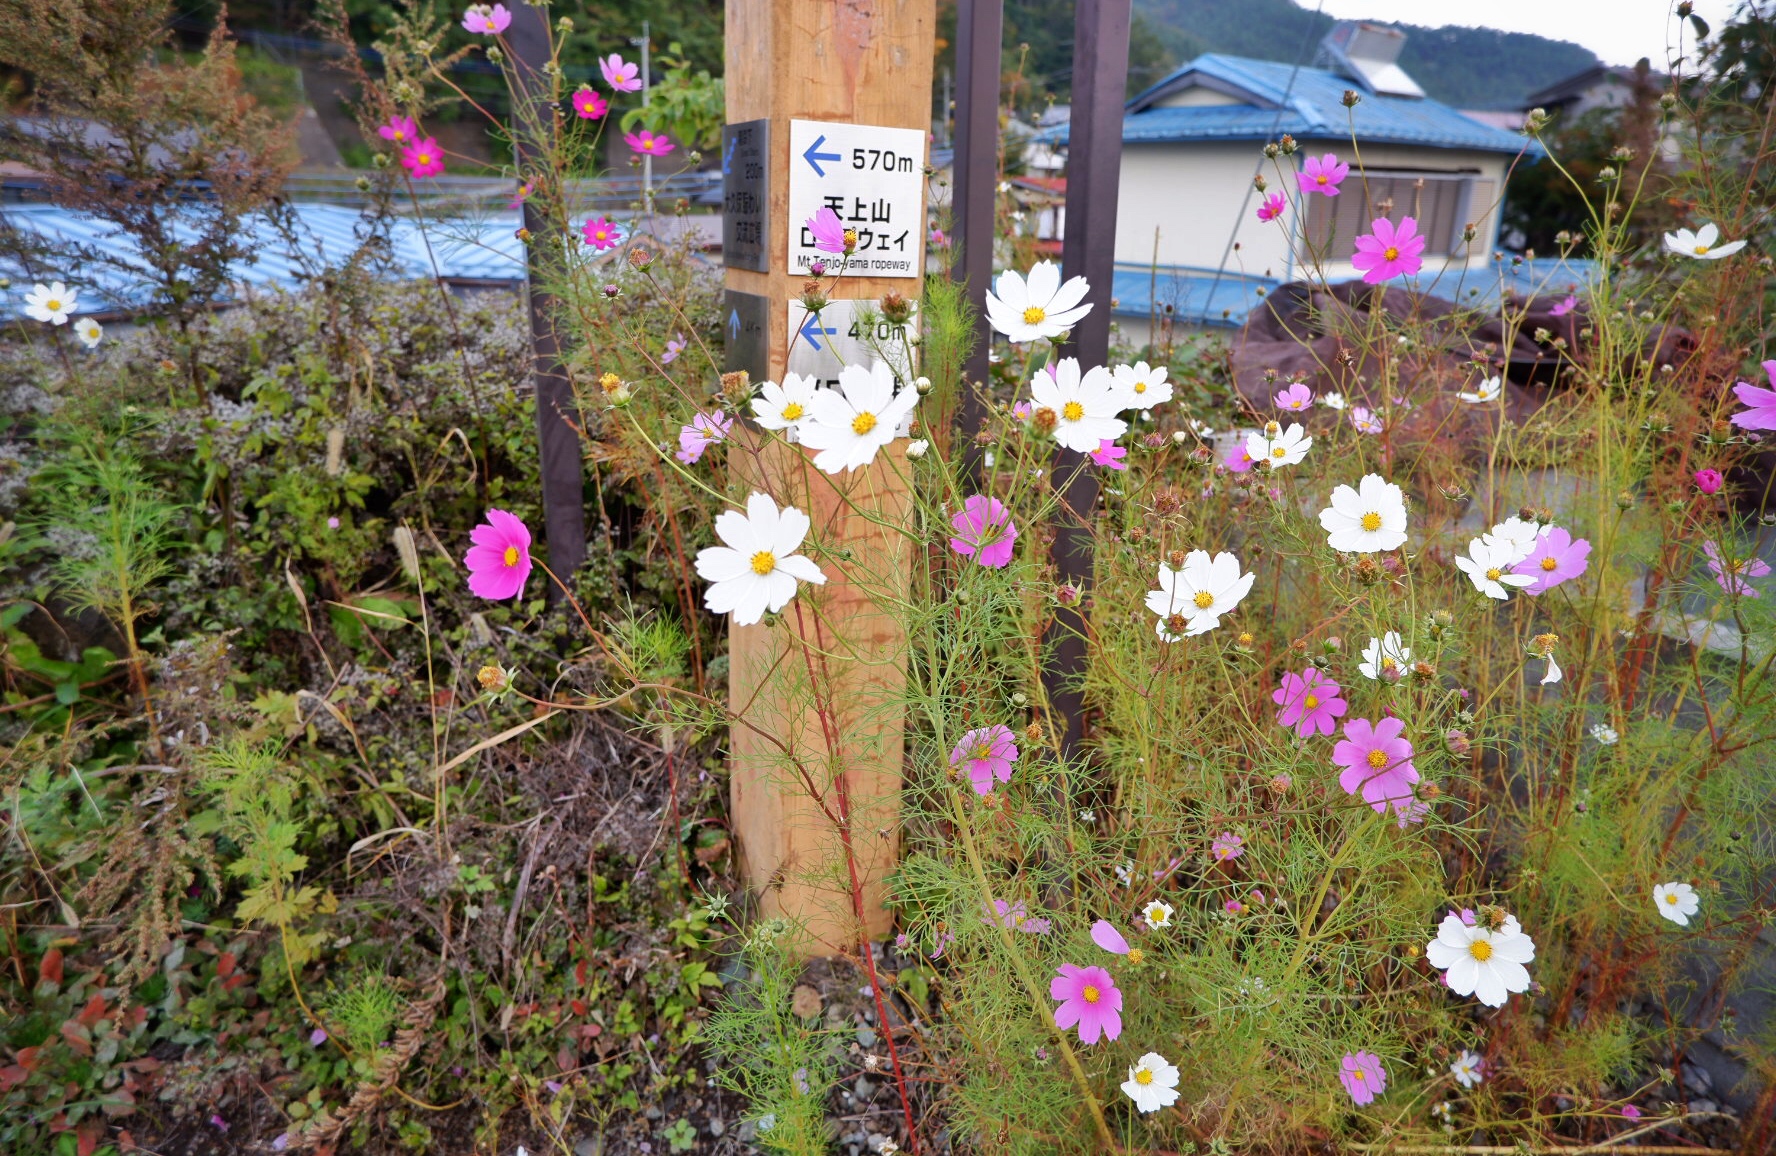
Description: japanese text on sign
xmin=786 ymin=299 xmax=919 ymax=389
xmin=721 ymin=120 xmax=769 ymax=271
xmin=787 ymin=119 xmax=926 ymax=279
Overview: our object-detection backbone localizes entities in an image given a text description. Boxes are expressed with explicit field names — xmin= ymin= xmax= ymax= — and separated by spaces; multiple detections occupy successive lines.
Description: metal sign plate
xmin=723 ymin=290 xmax=771 ymax=384
xmin=785 ymin=298 xmax=919 ymax=389
xmin=721 ymin=119 xmax=770 ymax=271
xmin=787 ymin=119 xmax=925 ymax=279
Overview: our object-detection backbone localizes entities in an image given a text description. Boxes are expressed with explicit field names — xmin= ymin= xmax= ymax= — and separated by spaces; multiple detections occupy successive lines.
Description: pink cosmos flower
xmin=1513 ymin=526 xmax=1591 ymax=595
xmin=806 ymin=206 xmax=849 ymax=254
xmin=1090 ymin=920 xmax=1131 ymax=954
xmin=1621 ymin=1104 xmax=1642 ymax=1120
xmin=1257 ymin=192 xmax=1287 ymax=221
xmin=1223 ymin=898 xmax=1244 ymax=913
xmin=929 ymin=227 xmax=948 ymax=245
xmin=400 ymin=137 xmax=446 ymax=179
xmin=930 ymin=931 xmax=955 ymax=959
xmin=582 ymin=217 xmax=622 ymax=250
xmin=949 ymin=494 xmax=1018 ymax=568
xmin=1550 ymin=294 xmax=1577 ymax=317
xmin=378 ymin=116 xmax=418 ymax=146
xmin=507 ymin=181 xmax=532 ymax=209
xmin=625 ymin=129 xmax=675 ymax=156
xmin=463 ymin=508 xmax=532 ymax=600
xmin=1350 ymin=406 xmax=1384 ymax=434
xmin=308 ymin=1028 xmax=328 ymax=1045
xmin=662 ymin=333 xmax=687 ymax=365
xmin=1729 ymin=361 xmax=1776 ymax=431
xmin=1273 ymin=667 xmax=1347 ymax=737
xmin=1089 ymin=439 xmax=1127 ymax=470
xmin=1224 ymin=442 xmax=1255 ymax=473
xmin=1695 ymin=467 xmax=1724 ymax=495
xmin=1352 ymin=217 xmax=1427 ymax=284
xmin=1704 ymin=540 xmax=1771 ymax=597
xmin=675 ymin=410 xmax=732 ymax=464
xmin=1013 ymin=400 xmax=1034 ymax=421
xmin=571 ymin=88 xmax=609 ymax=120
xmin=1051 ymin=963 xmax=1121 ymax=1044
xmin=988 ymin=899 xmax=1051 ymax=934
xmin=460 ymin=4 xmax=511 ymax=34
xmin=1298 ymin=153 xmax=1349 ymax=197
xmin=1274 ymin=382 xmax=1313 ymax=411
xmin=1210 ymin=832 xmax=1244 ymax=862
xmin=1333 ymin=717 xmax=1420 ymax=814
xmin=1448 ymin=907 xmax=1478 ymax=926
xmin=950 ymin=724 xmax=1019 ymax=794
xmin=1339 ymin=1051 xmax=1387 ymax=1106
xmin=326 ymin=516 xmax=340 ymax=530
xmin=601 ymin=53 xmax=642 ymax=92
xmin=1393 ymin=796 xmax=1430 ymax=828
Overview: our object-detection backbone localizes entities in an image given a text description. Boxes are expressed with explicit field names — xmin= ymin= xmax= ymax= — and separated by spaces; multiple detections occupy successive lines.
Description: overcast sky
xmin=1316 ymin=0 xmax=1743 ymax=68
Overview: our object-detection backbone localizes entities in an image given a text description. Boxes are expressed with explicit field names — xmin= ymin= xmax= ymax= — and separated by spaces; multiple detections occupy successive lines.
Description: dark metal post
xmin=952 ymin=0 xmax=1003 ymax=455
xmin=508 ymin=1 xmax=586 ymax=598
xmin=1046 ymin=0 xmax=1130 ymax=752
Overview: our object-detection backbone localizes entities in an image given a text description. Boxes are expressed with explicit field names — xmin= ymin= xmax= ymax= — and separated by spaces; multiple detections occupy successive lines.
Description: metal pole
xmin=1046 ymin=0 xmax=1129 ymax=753
xmin=508 ymin=0 xmax=587 ymax=600
xmin=633 ymin=22 xmax=652 ymax=203
xmin=951 ymin=0 xmax=1002 ymax=467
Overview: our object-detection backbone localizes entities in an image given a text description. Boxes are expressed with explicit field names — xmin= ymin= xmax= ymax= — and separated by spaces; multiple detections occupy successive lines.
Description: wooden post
xmin=951 ymin=0 xmax=1002 ymax=470
xmin=723 ymin=0 xmax=935 ymax=954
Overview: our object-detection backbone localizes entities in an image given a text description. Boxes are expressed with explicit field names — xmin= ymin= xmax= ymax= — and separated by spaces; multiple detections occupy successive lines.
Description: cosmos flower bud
xmin=1032 ymin=406 xmax=1058 ymax=433
xmin=915 ymin=376 xmax=933 ymax=394
xmin=515 ymin=227 xmax=532 ymax=243
xmin=1054 ymin=583 xmax=1081 ymax=607
xmin=627 ymin=247 xmax=654 ymax=270
xmin=477 ymin=664 xmax=509 ymax=693
xmin=598 ymin=371 xmax=622 ymax=395
xmin=1445 ymin=729 xmax=1471 ymax=756
xmin=1252 ymin=174 xmax=1267 ymax=193
xmin=601 ymin=283 xmax=621 ymax=299
xmin=809 ymin=259 xmax=828 ymax=276
xmin=801 ymin=286 xmax=828 ymax=311
xmin=1341 ymin=89 xmax=1362 ymax=107
xmin=880 ymin=292 xmax=912 ymax=324
xmin=1024 ymin=722 xmax=1046 ymax=744
xmin=1262 ymin=141 xmax=1281 ymax=159
xmin=1277 ymin=134 xmax=1298 ymax=154
xmin=1411 ymin=661 xmax=1437 ymax=684
xmin=720 ymin=370 xmax=751 ymax=403
xmin=1268 ymin=772 xmax=1292 ymax=795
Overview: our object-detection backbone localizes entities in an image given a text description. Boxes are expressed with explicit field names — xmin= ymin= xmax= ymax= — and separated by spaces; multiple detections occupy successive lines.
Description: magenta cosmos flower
xmin=1274 ymin=382 xmax=1313 ymax=411
xmin=400 ymin=138 xmax=446 ymax=179
xmin=460 ymin=4 xmax=510 ymax=34
xmin=1352 ymin=217 xmax=1427 ymax=284
xmin=1224 ymin=442 xmax=1255 ymax=473
xmin=1704 ymin=540 xmax=1771 ymax=597
xmin=582 ymin=217 xmax=622 ymax=250
xmin=1256 ymin=192 xmax=1286 ymax=221
xmin=806 ymin=206 xmax=849 ymax=255
xmin=1339 ymin=1051 xmax=1387 ymax=1106
xmin=1090 ymin=439 xmax=1128 ymax=470
xmin=949 ymin=494 xmax=1018 ymax=569
xmin=1350 ymin=406 xmax=1384 ymax=434
xmin=676 ymin=410 xmax=732 ymax=464
xmin=1513 ymin=526 xmax=1590 ymax=595
xmin=1210 ymin=832 xmax=1244 ymax=862
xmin=600 ymin=53 xmax=641 ymax=92
xmin=950 ymin=724 xmax=1019 ymax=794
xmin=1333 ymin=717 xmax=1420 ymax=814
xmin=1730 ymin=361 xmax=1776 ymax=431
xmin=464 ymin=509 xmax=532 ymax=600
xmin=1051 ymin=963 xmax=1122 ymax=1044
xmin=662 ymin=333 xmax=686 ymax=364
xmin=1298 ymin=153 xmax=1349 ymax=197
xmin=1550 ymin=294 xmax=1578 ymax=317
xmin=988 ymin=898 xmax=1051 ymax=934
xmin=625 ymin=129 xmax=674 ymax=156
xmin=1273 ymin=667 xmax=1347 ymax=737
xmin=378 ymin=115 xmax=417 ymax=146
xmin=1090 ymin=920 xmax=1131 ymax=954
xmin=1695 ymin=467 xmax=1725 ymax=495
xmin=571 ymin=88 xmax=609 ymax=120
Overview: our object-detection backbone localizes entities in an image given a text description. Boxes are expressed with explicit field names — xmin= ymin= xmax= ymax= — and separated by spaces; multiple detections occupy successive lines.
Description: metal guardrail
xmin=280 ymin=171 xmax=724 ymax=213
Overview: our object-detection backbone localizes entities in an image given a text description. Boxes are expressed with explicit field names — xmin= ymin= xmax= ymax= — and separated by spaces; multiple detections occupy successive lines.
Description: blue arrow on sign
xmin=798 ymin=309 xmax=838 ymax=352
xmin=802 ymin=133 xmax=842 ymax=178
xmin=728 ymin=309 xmax=741 ymax=341
xmin=722 ymin=136 xmax=737 ymax=175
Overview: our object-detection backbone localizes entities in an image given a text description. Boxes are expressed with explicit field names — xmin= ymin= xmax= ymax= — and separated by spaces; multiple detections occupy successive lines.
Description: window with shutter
xmin=1303 ymin=171 xmax=1475 ymax=258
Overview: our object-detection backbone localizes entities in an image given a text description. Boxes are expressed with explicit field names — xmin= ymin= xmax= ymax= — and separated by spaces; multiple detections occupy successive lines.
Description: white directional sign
xmin=786 ymin=299 xmax=919 ymax=390
xmin=787 ymin=119 xmax=926 ymax=279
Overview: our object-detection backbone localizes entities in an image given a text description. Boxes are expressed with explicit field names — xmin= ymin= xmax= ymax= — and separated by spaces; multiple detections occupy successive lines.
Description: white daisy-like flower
xmin=1455 ymin=536 xmax=1536 ymax=600
xmin=1652 ymin=881 xmax=1700 ymax=926
xmin=1663 ymin=222 xmax=1747 ymax=261
xmin=751 ymin=372 xmax=819 ymax=437
xmin=1450 ymin=1050 xmax=1485 ymax=1089
xmin=1541 ymin=653 xmax=1562 ymax=684
xmin=1120 ymin=1052 xmax=1181 ymax=1114
xmin=693 ymin=492 xmax=827 ymax=626
xmin=1457 ymin=376 xmax=1502 ymax=404
xmin=23 ymin=281 xmax=79 ymax=325
xmin=1246 ymin=420 xmax=1313 ymax=470
xmin=1029 ymin=358 xmax=1126 ymax=453
xmin=1424 ymin=911 xmax=1536 ymax=1008
xmin=983 ymin=260 xmax=1092 ymax=343
xmin=905 ymin=439 xmax=929 ymax=459
xmin=74 ymin=317 xmax=103 ymax=349
xmin=1359 ymin=632 xmax=1413 ymax=681
xmin=1482 ymin=516 xmax=1542 ymax=565
xmin=1144 ymin=550 xmax=1255 ymax=639
xmin=798 ymin=362 xmax=919 ymax=474
xmin=1590 ymin=723 xmax=1619 ymax=745
xmin=1110 ymin=361 xmax=1172 ymax=410
xmin=1321 ymin=391 xmax=1347 ymax=410
xmin=1319 ymin=474 xmax=1409 ymax=553
xmin=1142 ymin=900 xmax=1174 ymax=930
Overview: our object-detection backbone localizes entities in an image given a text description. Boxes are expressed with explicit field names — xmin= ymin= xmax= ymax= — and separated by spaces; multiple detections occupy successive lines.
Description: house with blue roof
xmin=1051 ymin=22 xmax=1543 ymax=335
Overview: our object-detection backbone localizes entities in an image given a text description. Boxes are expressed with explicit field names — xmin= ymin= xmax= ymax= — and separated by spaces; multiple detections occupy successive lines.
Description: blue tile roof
xmin=1052 ymin=54 xmax=1538 ymax=155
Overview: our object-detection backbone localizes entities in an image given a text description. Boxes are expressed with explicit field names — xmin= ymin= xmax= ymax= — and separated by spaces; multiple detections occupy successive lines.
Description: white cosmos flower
xmin=1030 ymin=358 xmax=1125 ymax=453
xmin=23 ymin=281 xmax=79 ymax=325
xmin=1541 ymin=653 xmax=1562 ymax=684
xmin=1458 ymin=376 xmax=1501 ymax=404
xmin=1110 ymin=360 xmax=1172 ymax=410
xmin=1142 ymin=900 xmax=1174 ymax=930
xmin=1319 ymin=474 xmax=1409 ymax=553
xmin=1590 ymin=723 xmax=1619 ymax=745
xmin=1145 ymin=550 xmax=1255 ymax=639
xmin=1482 ymin=516 xmax=1542 ymax=565
xmin=798 ymin=362 xmax=919 ymax=474
xmin=1652 ymin=881 xmax=1700 ymax=926
xmin=1663 ymin=222 xmax=1747 ymax=260
xmin=1450 ymin=1050 xmax=1484 ymax=1089
xmin=693 ymin=492 xmax=826 ymax=626
xmin=752 ymin=372 xmax=819 ymax=437
xmin=1425 ymin=911 xmax=1535 ymax=1008
xmin=1121 ymin=1052 xmax=1181 ymax=1114
xmin=1246 ymin=420 xmax=1313 ymax=469
xmin=1321 ymin=391 xmax=1347 ymax=410
xmin=74 ymin=317 xmax=103 ymax=349
xmin=1455 ymin=536 xmax=1536 ymax=600
xmin=1359 ymin=632 xmax=1413 ymax=681
xmin=983 ymin=260 xmax=1092 ymax=342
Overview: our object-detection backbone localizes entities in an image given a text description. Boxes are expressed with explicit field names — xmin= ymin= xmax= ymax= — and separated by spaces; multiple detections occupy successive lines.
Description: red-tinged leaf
xmin=39 ymin=947 xmax=64 ymax=985
xmin=100 ymin=1088 xmax=136 ymax=1117
xmin=575 ymin=959 xmax=589 ymax=986
xmin=222 ymin=973 xmax=248 ymax=992
xmin=570 ymin=999 xmax=587 ymax=1016
xmin=126 ymin=1006 xmax=148 ymax=1028
xmin=76 ymin=994 xmax=108 ymax=1027
xmin=217 ymin=951 xmax=236 ymax=978
xmin=0 ymin=1065 xmax=28 ymax=1091
xmin=60 ymin=1020 xmax=94 ymax=1057
xmin=76 ymin=1115 xmax=104 ymax=1156
xmin=584 ymin=1022 xmax=602 ymax=1038
xmin=18 ymin=1045 xmax=41 ymax=1070
xmin=128 ymin=1056 xmax=161 ymax=1073
xmin=431 ymin=688 xmax=456 ymax=707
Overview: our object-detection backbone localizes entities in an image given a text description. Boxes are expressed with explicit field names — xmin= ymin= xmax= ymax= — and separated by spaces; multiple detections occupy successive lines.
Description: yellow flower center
xmin=1305 ymin=694 xmax=1319 ymax=709
xmin=1366 ymin=748 xmax=1389 ymax=769
xmin=418 ymin=152 xmax=432 ymax=165
xmin=781 ymin=402 xmax=805 ymax=420
xmin=1193 ymin=591 xmax=1214 ymax=609
xmin=1013 ymin=911 xmax=1026 ymax=925
xmin=1384 ymin=246 xmax=1400 ymax=261
xmin=1272 ymin=446 xmax=1287 ymax=458
xmin=1061 ymin=401 xmax=1084 ymax=422
xmin=1146 ymin=906 xmax=1165 ymax=923
xmin=972 ymin=743 xmax=993 ymax=762
xmin=1022 ymin=305 xmax=1047 ymax=325
xmin=1134 ymin=381 xmax=1147 ymax=394
xmin=852 ymin=411 xmax=878 ymax=435
xmin=750 ymin=551 xmax=776 ymax=575
xmin=1486 ymin=567 xmax=1502 ymax=581
xmin=1126 ymin=948 xmax=1144 ymax=964
xmin=1382 ymin=657 xmax=1398 ymax=673
xmin=1665 ymin=892 xmax=1678 ymax=904
xmin=1695 ymin=244 xmax=1710 ymax=254
xmin=1134 ymin=1068 xmax=1154 ymax=1086
xmin=1360 ymin=511 xmax=1383 ymax=532
xmin=1469 ymin=939 xmax=1493 ymax=961
xmin=1316 ymin=174 xmax=1329 ymax=185
xmin=1081 ymin=985 xmax=1100 ymax=1004
xmin=1352 ymin=1069 xmax=1365 ymax=1080
xmin=502 ymin=546 xmax=520 ymax=567
xmin=46 ymin=299 xmax=61 ymax=311
xmin=1541 ymin=556 xmax=1558 ymax=571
